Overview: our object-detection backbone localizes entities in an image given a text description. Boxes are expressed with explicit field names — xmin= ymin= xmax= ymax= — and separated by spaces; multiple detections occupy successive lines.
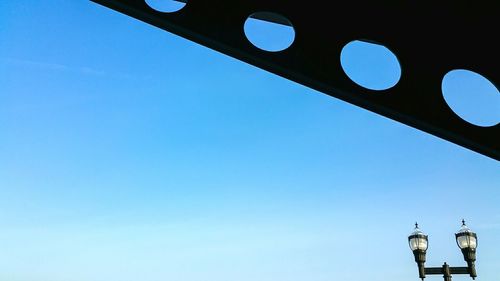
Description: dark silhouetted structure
xmin=91 ymin=0 xmax=499 ymax=161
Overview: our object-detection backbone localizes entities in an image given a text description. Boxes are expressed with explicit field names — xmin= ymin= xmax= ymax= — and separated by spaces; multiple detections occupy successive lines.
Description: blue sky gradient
xmin=1 ymin=1 xmax=499 ymax=281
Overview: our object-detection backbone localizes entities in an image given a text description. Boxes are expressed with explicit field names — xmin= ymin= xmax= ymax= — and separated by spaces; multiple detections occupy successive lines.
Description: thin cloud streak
xmin=1 ymin=57 xmax=145 ymax=80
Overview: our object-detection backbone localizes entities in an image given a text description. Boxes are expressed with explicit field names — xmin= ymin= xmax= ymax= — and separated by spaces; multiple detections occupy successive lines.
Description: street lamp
xmin=408 ymin=220 xmax=478 ymax=281
xmin=456 ymin=220 xmax=478 ymax=278
xmin=409 ymin=223 xmax=428 ymax=280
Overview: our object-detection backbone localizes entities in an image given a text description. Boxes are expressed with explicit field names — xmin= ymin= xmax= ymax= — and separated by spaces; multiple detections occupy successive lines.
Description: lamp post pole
xmin=408 ymin=220 xmax=478 ymax=281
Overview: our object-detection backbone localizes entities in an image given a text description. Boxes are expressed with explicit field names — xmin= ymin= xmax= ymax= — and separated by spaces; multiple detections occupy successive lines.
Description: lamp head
xmin=455 ymin=220 xmax=478 ymax=279
xmin=409 ymin=222 xmax=428 ymax=252
xmin=409 ymin=223 xmax=427 ymax=280
xmin=455 ymin=219 xmax=477 ymax=253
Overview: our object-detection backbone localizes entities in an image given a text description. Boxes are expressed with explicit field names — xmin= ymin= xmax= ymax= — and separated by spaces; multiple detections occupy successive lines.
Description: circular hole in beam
xmin=145 ymin=0 xmax=187 ymax=13
xmin=244 ymin=12 xmax=295 ymax=52
xmin=340 ymin=40 xmax=401 ymax=91
xmin=442 ymin=69 xmax=499 ymax=127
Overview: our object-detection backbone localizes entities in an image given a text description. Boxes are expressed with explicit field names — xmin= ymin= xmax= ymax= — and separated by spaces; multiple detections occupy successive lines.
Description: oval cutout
xmin=442 ymin=69 xmax=499 ymax=127
xmin=244 ymin=12 xmax=295 ymax=52
xmin=145 ymin=0 xmax=187 ymax=13
xmin=340 ymin=40 xmax=401 ymax=91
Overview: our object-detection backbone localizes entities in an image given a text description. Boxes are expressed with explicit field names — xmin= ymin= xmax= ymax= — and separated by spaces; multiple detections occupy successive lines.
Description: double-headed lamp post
xmin=408 ymin=220 xmax=478 ymax=281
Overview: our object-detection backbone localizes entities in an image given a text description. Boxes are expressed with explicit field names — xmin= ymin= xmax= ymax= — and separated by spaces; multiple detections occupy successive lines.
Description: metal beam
xmin=91 ymin=0 xmax=499 ymax=161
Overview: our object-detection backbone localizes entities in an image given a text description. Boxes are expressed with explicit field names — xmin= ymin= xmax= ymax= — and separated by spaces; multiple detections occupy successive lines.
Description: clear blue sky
xmin=1 ymin=1 xmax=499 ymax=281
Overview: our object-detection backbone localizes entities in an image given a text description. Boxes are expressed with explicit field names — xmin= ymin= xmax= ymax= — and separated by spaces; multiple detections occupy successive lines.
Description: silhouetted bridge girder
xmin=91 ymin=0 xmax=499 ymax=161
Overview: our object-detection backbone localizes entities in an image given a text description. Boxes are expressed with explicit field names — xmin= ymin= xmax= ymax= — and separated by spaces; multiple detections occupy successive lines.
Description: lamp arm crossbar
xmin=425 ymin=266 xmax=469 ymax=275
